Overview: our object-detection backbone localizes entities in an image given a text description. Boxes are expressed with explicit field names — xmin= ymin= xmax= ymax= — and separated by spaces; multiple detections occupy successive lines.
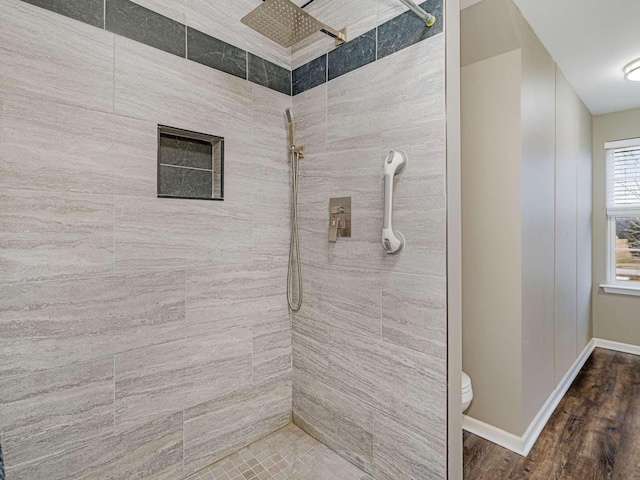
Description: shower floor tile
xmin=185 ymin=424 xmax=374 ymax=480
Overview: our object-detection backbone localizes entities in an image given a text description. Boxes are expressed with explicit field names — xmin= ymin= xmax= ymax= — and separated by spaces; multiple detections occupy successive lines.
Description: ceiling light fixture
xmin=624 ymin=58 xmax=640 ymax=81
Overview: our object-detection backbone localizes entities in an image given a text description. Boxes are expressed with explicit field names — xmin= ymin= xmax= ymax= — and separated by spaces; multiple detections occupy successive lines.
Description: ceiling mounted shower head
xmin=241 ymin=0 xmax=347 ymax=48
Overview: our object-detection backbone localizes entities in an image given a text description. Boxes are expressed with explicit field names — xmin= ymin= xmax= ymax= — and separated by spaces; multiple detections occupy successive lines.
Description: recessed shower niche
xmin=157 ymin=126 xmax=224 ymax=200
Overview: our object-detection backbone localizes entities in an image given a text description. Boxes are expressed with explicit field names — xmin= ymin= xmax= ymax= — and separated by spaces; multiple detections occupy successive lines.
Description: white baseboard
xmin=593 ymin=338 xmax=640 ymax=356
xmin=463 ymin=338 xmax=596 ymax=457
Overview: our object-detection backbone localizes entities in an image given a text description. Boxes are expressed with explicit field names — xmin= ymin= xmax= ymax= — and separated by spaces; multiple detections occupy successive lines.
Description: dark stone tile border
xmin=18 ymin=0 xmax=442 ymax=97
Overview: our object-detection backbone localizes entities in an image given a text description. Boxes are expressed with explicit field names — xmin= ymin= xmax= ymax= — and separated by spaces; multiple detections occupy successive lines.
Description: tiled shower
xmin=0 ymin=0 xmax=449 ymax=479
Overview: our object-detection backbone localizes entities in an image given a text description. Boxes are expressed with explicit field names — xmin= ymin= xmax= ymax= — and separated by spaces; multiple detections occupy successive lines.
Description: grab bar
xmin=382 ymin=151 xmax=407 ymax=254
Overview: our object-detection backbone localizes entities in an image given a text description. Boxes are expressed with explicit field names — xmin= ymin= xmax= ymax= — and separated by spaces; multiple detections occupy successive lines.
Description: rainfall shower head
xmin=241 ymin=0 xmax=346 ymax=48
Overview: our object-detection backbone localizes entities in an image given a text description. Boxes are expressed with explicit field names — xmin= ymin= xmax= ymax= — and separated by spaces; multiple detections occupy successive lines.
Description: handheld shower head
xmin=286 ymin=108 xmax=295 ymax=148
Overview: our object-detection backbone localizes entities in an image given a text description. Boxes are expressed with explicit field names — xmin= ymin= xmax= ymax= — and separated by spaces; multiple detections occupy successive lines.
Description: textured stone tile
xmin=382 ymin=272 xmax=446 ymax=357
xmin=252 ymin=203 xmax=290 ymax=264
xmin=291 ymin=83 xmax=327 ymax=147
xmin=8 ymin=411 xmax=184 ymax=480
xmin=183 ymin=375 xmax=291 ymax=474
xmin=0 ymin=189 xmax=113 ymax=283
xmin=293 ymin=55 xmax=327 ymax=96
xmin=297 ymin=203 xmax=329 ymax=266
xmin=114 ymin=196 xmax=252 ymax=272
xmin=293 ymin=373 xmax=374 ymax=471
xmin=0 ymin=94 xmax=157 ymax=197
xmin=293 ymin=313 xmax=330 ymax=384
xmin=252 ymin=317 xmax=292 ymax=383
xmin=299 ymin=134 xmax=382 ymax=204
xmin=327 ymin=29 xmax=376 ymax=82
xmin=187 ymin=27 xmax=247 ymax=80
xmin=133 ymin=0 xmax=185 ymax=23
xmin=372 ymin=411 xmax=446 ymax=480
xmin=291 ymin=0 xmax=377 ymax=69
xmin=328 ymin=331 xmax=446 ymax=437
xmin=249 ymin=54 xmax=292 ymax=96
xmin=114 ymin=36 xmax=252 ymax=141
xmin=159 ymin=133 xmax=213 ymax=169
xmin=186 ymin=262 xmax=287 ymax=337
xmin=380 ymin=116 xmax=446 ymax=199
xmin=0 ymin=359 xmax=113 ymax=468
xmin=158 ymin=164 xmax=213 ymax=199
xmin=327 ymin=34 xmax=444 ymax=141
xmin=0 ymin=0 xmax=114 ymax=111
xmin=21 ymin=0 xmax=104 ymax=27
xmin=186 ymin=0 xmax=291 ymax=70
xmin=106 ymin=0 xmax=186 ymax=57
xmin=377 ymin=0 xmax=443 ymax=60
xmin=222 ymin=139 xmax=255 ymax=204
xmin=115 ymin=327 xmax=252 ymax=431
xmin=0 ymin=270 xmax=185 ymax=380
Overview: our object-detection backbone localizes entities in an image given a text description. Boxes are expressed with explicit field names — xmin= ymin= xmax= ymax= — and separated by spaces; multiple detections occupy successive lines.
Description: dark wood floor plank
xmin=464 ymin=348 xmax=640 ymax=480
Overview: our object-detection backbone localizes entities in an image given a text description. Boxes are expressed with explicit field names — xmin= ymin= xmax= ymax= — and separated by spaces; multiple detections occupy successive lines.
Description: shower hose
xmin=287 ymin=149 xmax=303 ymax=311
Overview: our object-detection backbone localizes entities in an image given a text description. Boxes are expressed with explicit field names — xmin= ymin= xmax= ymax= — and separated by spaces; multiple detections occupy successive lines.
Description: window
xmin=605 ymin=138 xmax=640 ymax=291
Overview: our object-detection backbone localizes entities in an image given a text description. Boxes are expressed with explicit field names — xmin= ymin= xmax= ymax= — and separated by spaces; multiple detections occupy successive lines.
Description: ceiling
xmin=508 ymin=0 xmax=640 ymax=115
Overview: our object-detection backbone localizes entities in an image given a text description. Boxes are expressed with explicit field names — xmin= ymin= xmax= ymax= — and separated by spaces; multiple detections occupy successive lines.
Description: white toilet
xmin=462 ymin=372 xmax=473 ymax=412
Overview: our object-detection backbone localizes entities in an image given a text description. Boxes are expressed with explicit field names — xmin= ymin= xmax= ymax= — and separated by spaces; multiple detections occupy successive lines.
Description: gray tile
xmin=252 ymin=317 xmax=292 ymax=383
xmin=248 ymin=54 xmax=292 ymax=96
xmin=291 ymin=83 xmax=328 ymax=147
xmin=221 ymin=139 xmax=255 ymax=204
xmin=0 ymin=359 xmax=113 ymax=468
xmin=0 ymin=438 xmax=4 ymax=480
xmin=252 ymin=203 xmax=290 ymax=264
xmin=377 ymin=0 xmax=443 ymax=60
xmin=382 ymin=272 xmax=446 ymax=357
xmin=0 ymin=270 xmax=185 ymax=380
xmin=0 ymin=1 xmax=114 ymax=112
xmin=328 ymin=331 xmax=446 ymax=437
xmin=133 ymin=0 xmax=185 ymax=23
xmin=0 ymin=189 xmax=113 ymax=283
xmin=327 ymin=30 xmax=376 ymax=82
xmin=106 ymin=0 xmax=186 ymax=57
xmin=159 ymin=133 xmax=213 ymax=169
xmin=0 ymin=93 xmax=157 ymax=197
xmin=372 ymin=411 xmax=445 ymax=480
xmin=293 ymin=55 xmax=327 ymax=96
xmin=187 ymin=27 xmax=247 ymax=80
xmin=114 ymin=36 xmax=252 ymax=142
xmin=115 ymin=327 xmax=253 ymax=431
xmin=114 ymin=196 xmax=252 ymax=272
xmin=21 ymin=0 xmax=104 ymax=28
xmin=327 ymin=34 xmax=444 ymax=141
xmin=297 ymin=203 xmax=329 ymax=266
xmin=8 ymin=411 xmax=184 ymax=480
xmin=293 ymin=314 xmax=330 ymax=384
xmin=183 ymin=375 xmax=291 ymax=475
xmin=185 ymin=262 xmax=288 ymax=338
xmin=158 ymin=165 xmax=213 ymax=199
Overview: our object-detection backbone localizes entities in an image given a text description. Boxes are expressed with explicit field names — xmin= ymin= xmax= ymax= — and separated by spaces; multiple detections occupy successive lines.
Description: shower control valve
xmin=328 ymin=197 xmax=351 ymax=243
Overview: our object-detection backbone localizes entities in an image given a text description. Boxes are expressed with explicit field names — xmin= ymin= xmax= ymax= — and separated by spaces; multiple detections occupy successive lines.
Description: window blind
xmin=606 ymin=140 xmax=640 ymax=215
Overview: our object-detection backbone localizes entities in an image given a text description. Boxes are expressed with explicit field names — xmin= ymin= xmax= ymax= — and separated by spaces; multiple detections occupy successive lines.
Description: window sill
xmin=600 ymin=284 xmax=640 ymax=297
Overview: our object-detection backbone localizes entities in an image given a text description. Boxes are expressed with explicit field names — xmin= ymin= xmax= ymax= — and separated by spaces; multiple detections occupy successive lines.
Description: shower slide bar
xmin=398 ymin=0 xmax=437 ymax=27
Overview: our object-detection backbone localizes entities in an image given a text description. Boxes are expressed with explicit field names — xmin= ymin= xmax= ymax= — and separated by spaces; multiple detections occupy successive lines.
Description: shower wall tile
xmin=114 ymin=196 xmax=252 ymax=272
xmin=252 ymin=318 xmax=292 ymax=383
xmin=377 ymin=0 xmax=444 ymax=60
xmin=7 ymin=411 xmax=184 ymax=480
xmin=298 ymin=202 xmax=330 ymax=266
xmin=248 ymin=54 xmax=292 ymax=96
xmin=327 ymin=34 xmax=445 ymax=141
xmin=187 ymin=27 xmax=247 ymax=80
xmin=380 ymin=117 xmax=446 ymax=199
xmin=106 ymin=0 xmax=186 ymax=57
xmin=0 ymin=94 xmax=157 ymax=197
xmin=252 ymin=203 xmax=291 ymax=264
xmin=185 ymin=262 xmax=288 ymax=337
xmin=251 ymin=145 xmax=291 ymax=206
xmin=327 ymin=29 xmax=376 ymax=82
xmin=293 ymin=55 xmax=327 ymax=96
xmin=221 ymin=139 xmax=255 ymax=204
xmin=159 ymin=131 xmax=213 ymax=170
xmin=0 ymin=189 xmax=113 ymax=284
xmin=0 ymin=359 xmax=114 ymax=468
xmin=114 ymin=36 xmax=252 ymax=141
xmin=253 ymin=83 xmax=292 ymax=152
xmin=381 ymin=272 xmax=446 ymax=358
xmin=183 ymin=374 xmax=291 ymax=474
xmin=133 ymin=0 xmax=185 ymax=23
xmin=293 ymin=313 xmax=330 ymax=384
xmin=0 ymin=270 xmax=185 ymax=380
xmin=0 ymin=0 xmax=114 ymax=112
xmin=373 ymin=411 xmax=446 ymax=480
xmin=291 ymin=83 xmax=328 ymax=147
xmin=328 ymin=331 xmax=446 ymax=438
xmin=115 ymin=328 xmax=252 ymax=431
xmin=186 ymin=0 xmax=291 ymax=69
xmin=158 ymin=164 xmax=213 ymax=198
xmin=299 ymin=134 xmax=382 ymax=204
xmin=291 ymin=0 xmax=377 ymax=69
xmin=21 ymin=0 xmax=104 ymax=28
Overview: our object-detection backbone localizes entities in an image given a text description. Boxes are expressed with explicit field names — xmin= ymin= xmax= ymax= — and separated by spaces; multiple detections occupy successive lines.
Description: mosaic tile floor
xmin=185 ymin=424 xmax=374 ymax=480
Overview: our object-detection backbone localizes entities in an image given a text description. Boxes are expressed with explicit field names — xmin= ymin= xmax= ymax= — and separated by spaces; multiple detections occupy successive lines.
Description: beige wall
xmin=593 ymin=108 xmax=640 ymax=345
xmin=461 ymin=0 xmax=593 ymax=437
